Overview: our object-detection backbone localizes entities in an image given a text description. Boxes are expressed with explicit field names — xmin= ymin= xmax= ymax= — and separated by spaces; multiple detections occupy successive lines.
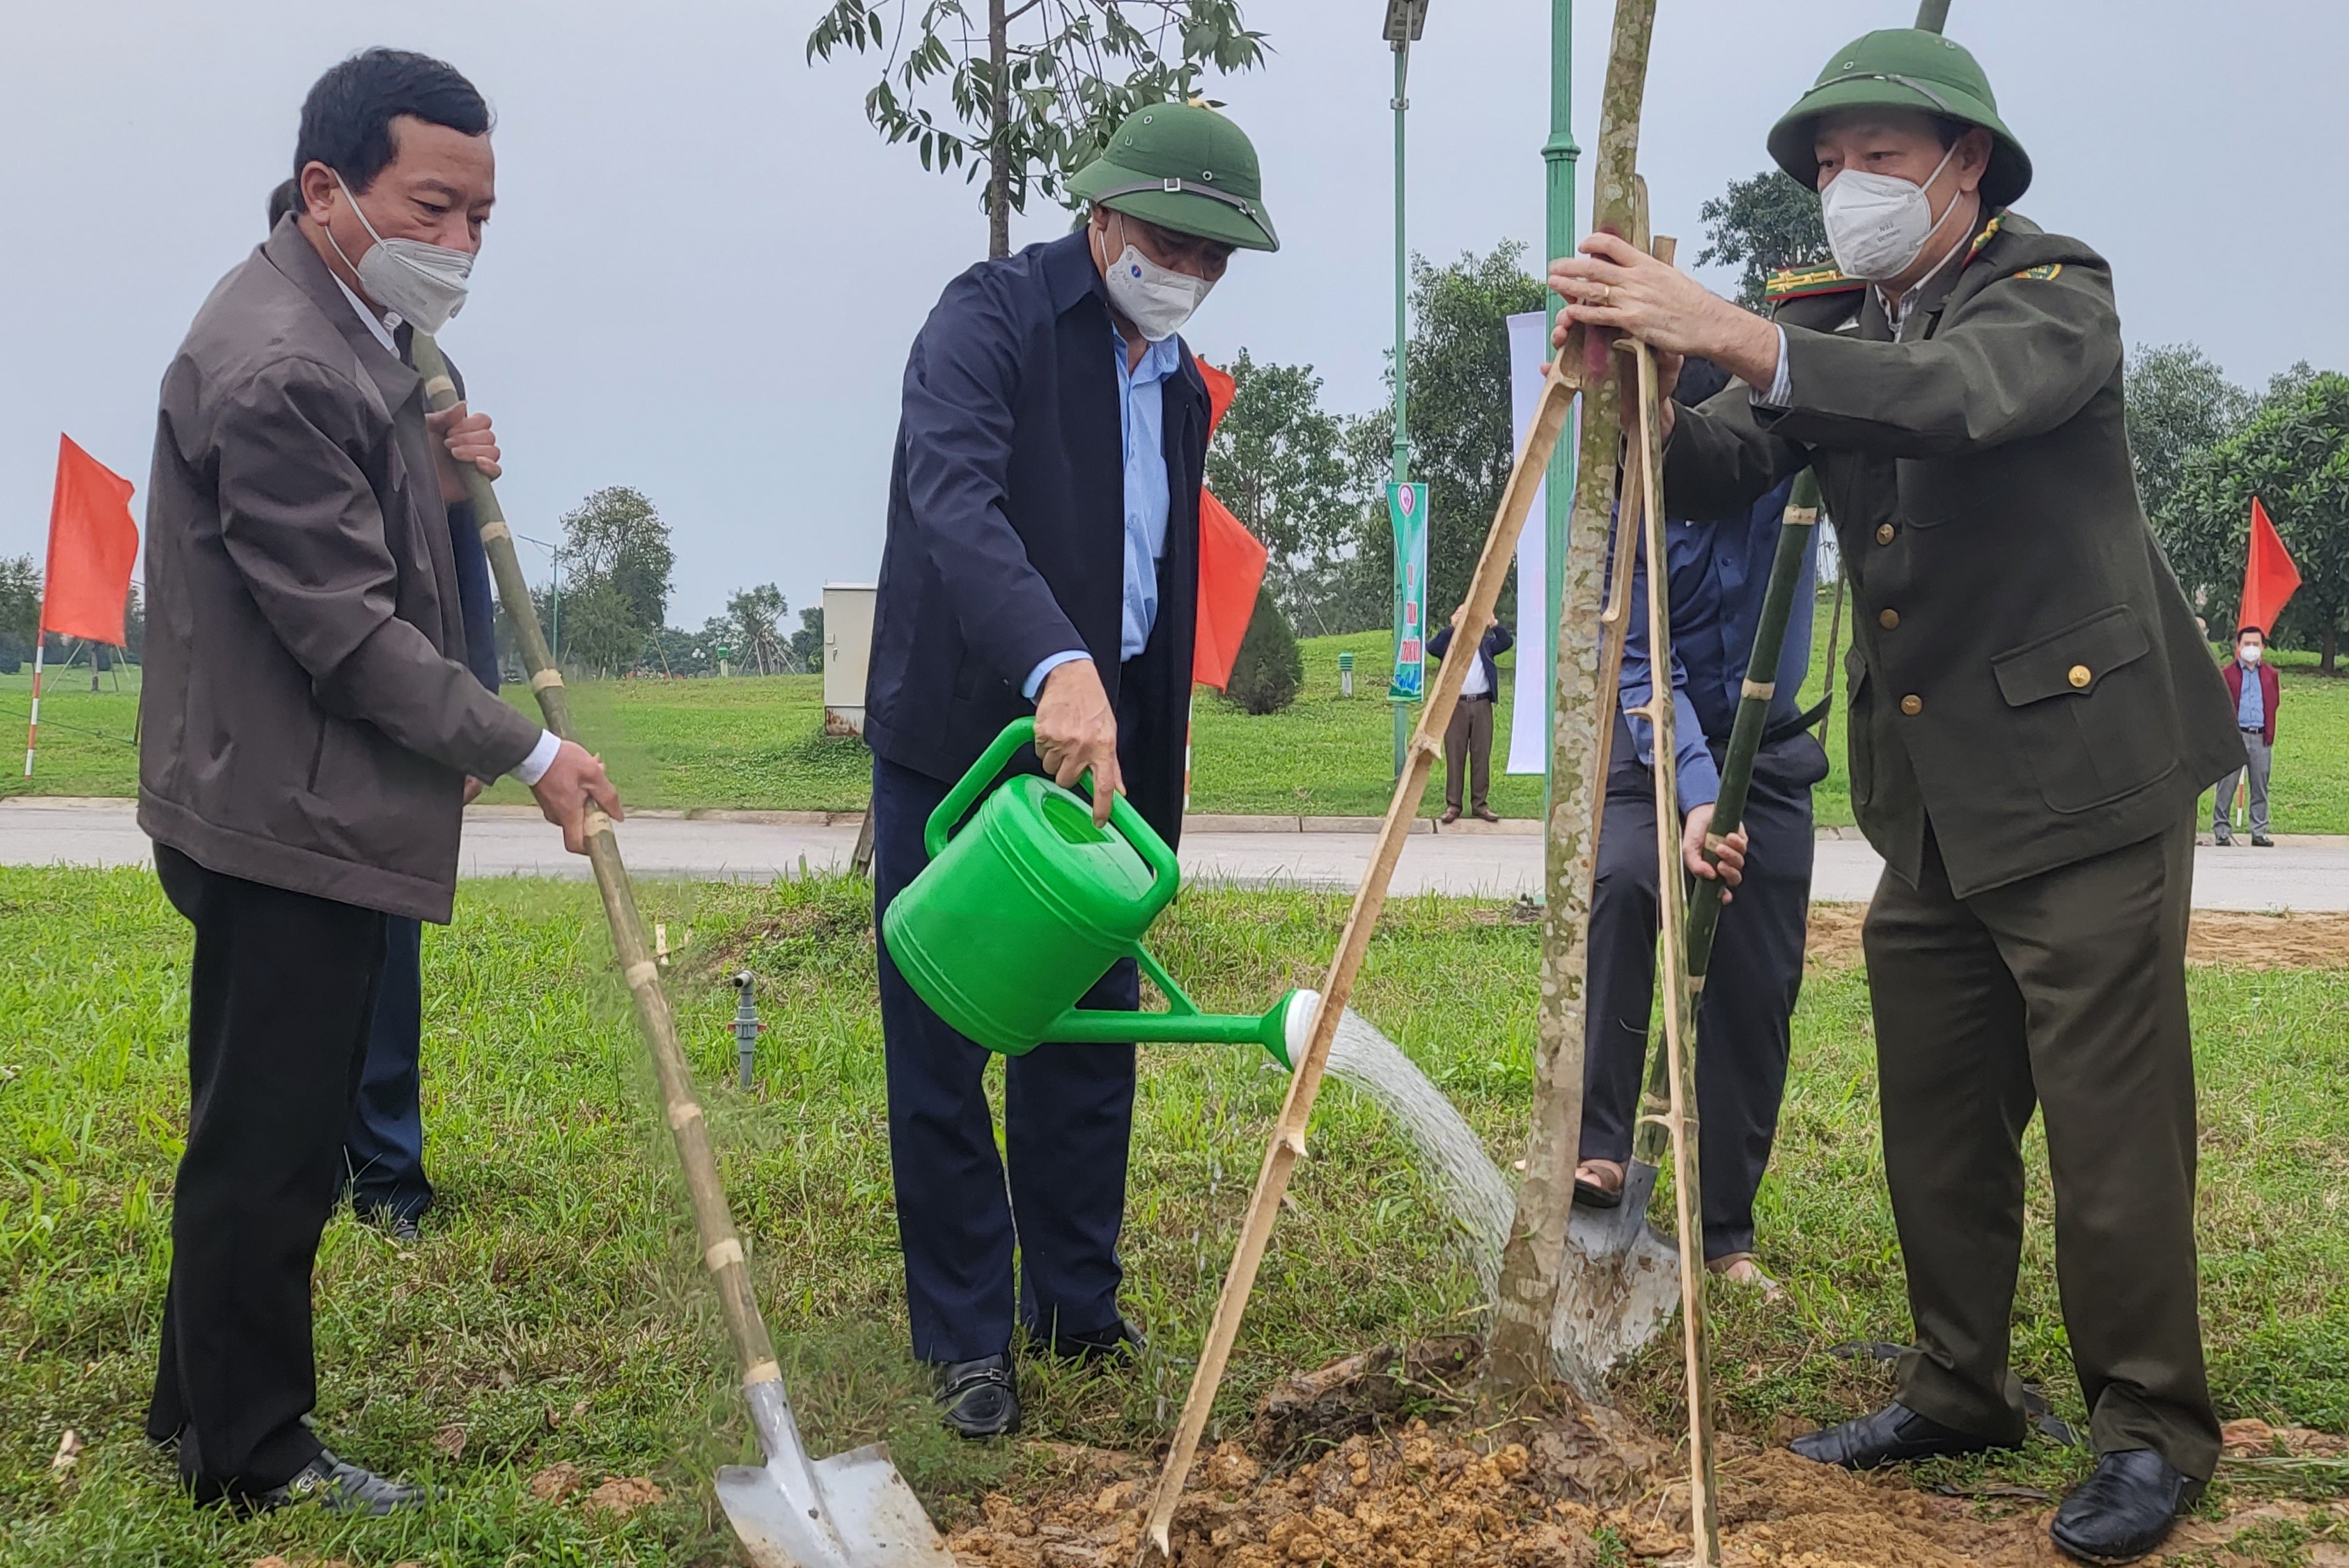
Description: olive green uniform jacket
xmin=1667 ymin=214 xmax=2238 ymax=896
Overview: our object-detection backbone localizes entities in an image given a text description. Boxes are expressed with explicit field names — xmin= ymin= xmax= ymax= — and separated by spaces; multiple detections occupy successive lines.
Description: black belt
xmin=1758 ymin=697 xmax=1832 ymax=748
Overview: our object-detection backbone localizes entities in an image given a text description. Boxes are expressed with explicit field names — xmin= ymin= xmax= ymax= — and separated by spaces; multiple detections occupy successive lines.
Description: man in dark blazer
xmin=263 ymin=174 xmax=497 ymax=1243
xmin=139 ymin=50 xmax=617 ymax=1513
xmin=1426 ymin=609 xmax=1513 ymax=822
xmin=866 ymin=102 xmax=1277 ymax=1438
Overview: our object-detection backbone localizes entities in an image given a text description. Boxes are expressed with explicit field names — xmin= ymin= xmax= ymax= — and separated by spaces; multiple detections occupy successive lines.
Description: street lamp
xmin=1385 ymin=0 xmax=1428 ymax=781
xmin=1541 ymin=1 xmax=1579 ymax=803
xmin=517 ymin=532 xmax=565 ymax=664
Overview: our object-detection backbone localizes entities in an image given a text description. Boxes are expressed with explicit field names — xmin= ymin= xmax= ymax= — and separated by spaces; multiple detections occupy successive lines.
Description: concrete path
xmin=8 ymin=797 xmax=2349 ymax=911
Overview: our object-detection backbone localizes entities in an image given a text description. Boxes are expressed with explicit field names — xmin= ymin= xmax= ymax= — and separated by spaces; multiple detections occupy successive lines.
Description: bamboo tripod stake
xmin=1137 ymin=353 xmax=1582 ymax=1562
xmin=1625 ymin=323 xmax=1722 ymax=1567
xmin=407 ymin=334 xmax=829 ymax=1534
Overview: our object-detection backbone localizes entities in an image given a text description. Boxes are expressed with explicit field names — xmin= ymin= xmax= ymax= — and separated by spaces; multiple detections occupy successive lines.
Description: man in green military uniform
xmin=1550 ymin=28 xmax=2239 ymax=1565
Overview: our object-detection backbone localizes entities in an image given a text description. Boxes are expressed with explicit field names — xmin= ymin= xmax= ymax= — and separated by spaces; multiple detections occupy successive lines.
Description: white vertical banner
xmin=1504 ymin=311 xmax=1566 ymax=774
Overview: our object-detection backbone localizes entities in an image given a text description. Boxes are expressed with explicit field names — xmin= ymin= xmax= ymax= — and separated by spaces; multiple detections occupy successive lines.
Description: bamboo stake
xmin=1628 ymin=335 xmax=1720 ymax=1567
xmin=407 ymin=335 xmax=831 ymax=1529
xmin=1487 ymin=0 xmax=1664 ymax=1400
xmin=1137 ymin=355 xmax=1582 ymax=1564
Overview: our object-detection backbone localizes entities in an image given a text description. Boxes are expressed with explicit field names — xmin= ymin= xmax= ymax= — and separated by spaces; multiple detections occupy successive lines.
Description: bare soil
xmin=1806 ymin=905 xmax=2349 ymax=971
xmin=944 ymin=1349 xmax=2348 ymax=1568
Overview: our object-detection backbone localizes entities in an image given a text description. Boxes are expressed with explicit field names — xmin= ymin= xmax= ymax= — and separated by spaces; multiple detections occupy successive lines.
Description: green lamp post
xmin=1542 ymin=0 xmax=1579 ymax=797
xmin=1384 ymin=0 xmax=1430 ymax=781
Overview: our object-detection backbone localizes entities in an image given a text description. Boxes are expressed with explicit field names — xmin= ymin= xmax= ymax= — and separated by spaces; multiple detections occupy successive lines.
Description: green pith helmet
xmin=1768 ymin=29 xmax=2032 ymax=210
xmin=1067 ymin=102 xmax=1279 ymax=252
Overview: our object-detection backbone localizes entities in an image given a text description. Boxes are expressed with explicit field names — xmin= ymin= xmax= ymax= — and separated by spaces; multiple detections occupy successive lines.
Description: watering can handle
xmin=922 ymin=719 xmax=1181 ymax=897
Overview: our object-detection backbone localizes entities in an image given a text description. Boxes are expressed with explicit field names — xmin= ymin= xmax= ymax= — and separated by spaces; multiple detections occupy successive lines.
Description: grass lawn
xmin=3 ymin=868 xmax=2346 ymax=1565
xmin=5 ymin=626 xmax=2346 ymax=832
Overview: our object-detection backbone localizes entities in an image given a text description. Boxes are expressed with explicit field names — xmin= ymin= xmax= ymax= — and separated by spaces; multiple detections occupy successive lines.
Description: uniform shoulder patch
xmin=2013 ymin=262 xmax=2065 ymax=281
xmin=1765 ymin=264 xmax=1862 ymax=304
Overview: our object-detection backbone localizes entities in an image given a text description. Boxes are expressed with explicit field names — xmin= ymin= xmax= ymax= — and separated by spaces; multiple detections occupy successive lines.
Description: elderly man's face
xmin=302 ymin=113 xmax=497 ymax=264
xmin=1812 ymin=108 xmax=1988 ymax=202
xmin=1088 ymin=206 xmax=1235 ymax=284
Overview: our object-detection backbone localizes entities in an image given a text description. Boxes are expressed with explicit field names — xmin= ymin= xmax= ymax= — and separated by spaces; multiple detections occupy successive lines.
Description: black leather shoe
xmin=243 ymin=1450 xmax=423 ymax=1516
xmin=934 ymin=1355 xmax=1020 ymax=1439
xmin=1038 ymin=1315 xmax=1148 ymax=1367
xmin=1790 ymin=1401 xmax=2012 ymax=1469
xmin=2050 ymin=1448 xmax=2202 ymax=1564
xmin=360 ymin=1207 xmax=423 ymax=1244
xmin=2252 ymin=834 xmax=2274 ymax=847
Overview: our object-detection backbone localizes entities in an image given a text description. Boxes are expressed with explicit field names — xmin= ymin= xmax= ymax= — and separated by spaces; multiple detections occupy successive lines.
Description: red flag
xmin=41 ymin=435 xmax=139 ymax=645
xmin=2238 ymin=496 xmax=2302 ymax=639
xmin=1191 ymin=359 xmax=1267 ymax=690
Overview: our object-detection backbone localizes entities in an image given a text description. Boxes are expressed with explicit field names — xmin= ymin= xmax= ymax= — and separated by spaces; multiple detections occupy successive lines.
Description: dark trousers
xmin=1864 ymin=816 xmax=2218 ymax=1480
xmin=147 ymin=845 xmax=387 ymax=1498
xmin=342 ymin=917 xmax=432 ymax=1223
xmin=1443 ymin=693 xmax=1496 ymax=811
xmin=2212 ymin=729 xmax=2272 ymax=840
xmin=1581 ymin=716 xmax=1824 ymax=1260
xmin=872 ymin=751 xmax=1139 ymax=1365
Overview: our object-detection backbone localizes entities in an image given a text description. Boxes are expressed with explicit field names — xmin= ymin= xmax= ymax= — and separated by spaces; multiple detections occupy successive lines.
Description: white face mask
xmin=1818 ymin=143 xmax=1960 ymax=282
xmin=1094 ymin=216 xmax=1214 ymax=343
xmin=325 ymin=171 xmax=474 ymax=334
xmin=2240 ymin=644 xmax=2263 ymax=666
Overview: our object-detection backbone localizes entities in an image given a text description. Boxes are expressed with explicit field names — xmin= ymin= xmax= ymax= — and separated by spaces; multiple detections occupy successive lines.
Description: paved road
xmin=8 ymin=797 xmax=2348 ymax=910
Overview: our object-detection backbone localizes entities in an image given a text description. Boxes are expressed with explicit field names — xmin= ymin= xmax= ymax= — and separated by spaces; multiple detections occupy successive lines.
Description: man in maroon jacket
xmin=2214 ymin=626 xmax=2281 ymax=846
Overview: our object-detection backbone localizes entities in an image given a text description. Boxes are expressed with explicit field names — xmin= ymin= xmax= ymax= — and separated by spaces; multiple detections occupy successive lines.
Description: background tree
xmin=806 ymin=1 xmax=1266 ymax=258
xmin=1396 ymin=243 xmax=1547 ymax=625
xmin=1696 ymin=169 xmax=1829 ymax=309
xmin=1221 ymin=584 xmax=1301 ymax=714
xmin=726 ymin=583 xmax=793 ymax=675
xmin=1206 ymin=349 xmax=1353 ymax=631
xmin=2167 ymin=366 xmax=2349 ymax=668
xmin=792 ymin=606 xmax=827 ymax=674
xmin=552 ymin=577 xmax=646 ymax=676
xmin=0 ymin=556 xmax=39 ymax=673
xmin=560 ymin=487 xmax=675 ymax=635
xmin=2126 ymin=343 xmax=2254 ymax=531
xmin=698 ymin=614 xmax=742 ymax=673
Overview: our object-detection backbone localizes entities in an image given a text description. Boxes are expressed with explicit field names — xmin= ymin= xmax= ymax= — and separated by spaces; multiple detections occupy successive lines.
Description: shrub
xmin=1224 ymin=586 xmax=1304 ymax=714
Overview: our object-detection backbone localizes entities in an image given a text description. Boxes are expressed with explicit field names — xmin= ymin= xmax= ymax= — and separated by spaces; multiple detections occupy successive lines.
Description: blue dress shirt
xmin=1022 ymin=327 xmax=1182 ymax=698
xmin=1618 ymin=478 xmax=1813 ymax=811
xmin=2238 ymin=662 xmax=2265 ymax=730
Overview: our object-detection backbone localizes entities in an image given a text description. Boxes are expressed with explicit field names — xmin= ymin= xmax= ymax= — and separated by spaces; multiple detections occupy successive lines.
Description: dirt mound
xmin=1806 ymin=904 xmax=2349 ymax=971
xmin=944 ymin=1347 xmax=2348 ymax=1568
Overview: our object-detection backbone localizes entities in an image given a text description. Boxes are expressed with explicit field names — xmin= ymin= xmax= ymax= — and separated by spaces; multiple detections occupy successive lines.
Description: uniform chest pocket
xmin=1991 ymin=605 xmax=2178 ymax=813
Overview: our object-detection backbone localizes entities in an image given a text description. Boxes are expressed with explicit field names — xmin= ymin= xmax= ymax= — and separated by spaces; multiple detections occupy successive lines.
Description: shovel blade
xmin=1552 ymin=1161 xmax=1682 ymax=1377
xmin=717 ymin=1445 xmax=952 ymax=1568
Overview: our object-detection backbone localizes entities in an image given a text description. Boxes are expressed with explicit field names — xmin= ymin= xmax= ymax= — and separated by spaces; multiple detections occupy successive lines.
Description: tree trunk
xmin=2324 ymin=620 xmax=2337 ymax=673
xmin=1485 ymin=0 xmax=1660 ymax=1400
xmin=987 ymin=0 xmax=1010 ymax=259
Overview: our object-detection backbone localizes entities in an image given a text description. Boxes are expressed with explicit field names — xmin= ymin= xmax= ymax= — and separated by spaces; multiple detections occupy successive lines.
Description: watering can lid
xmin=991 ymin=773 xmax=1164 ymax=916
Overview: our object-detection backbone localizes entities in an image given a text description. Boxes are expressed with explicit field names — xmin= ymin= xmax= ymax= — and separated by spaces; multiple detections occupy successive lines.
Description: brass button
xmin=1879 ymin=609 xmax=1901 ymax=629
xmin=2068 ymin=664 xmax=2092 ymax=689
xmin=1875 ymin=524 xmax=1896 ymax=545
xmin=1900 ymin=694 xmax=1923 ymax=716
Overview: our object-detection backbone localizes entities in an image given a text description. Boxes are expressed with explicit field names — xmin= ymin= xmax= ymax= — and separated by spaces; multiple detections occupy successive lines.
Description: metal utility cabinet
xmin=822 ymin=582 xmax=877 ymax=736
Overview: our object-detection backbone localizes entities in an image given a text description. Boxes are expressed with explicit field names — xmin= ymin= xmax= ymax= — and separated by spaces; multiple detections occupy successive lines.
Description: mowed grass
xmin=10 ymin=621 xmax=2348 ymax=831
xmin=3 ymin=866 xmax=2346 ymax=1565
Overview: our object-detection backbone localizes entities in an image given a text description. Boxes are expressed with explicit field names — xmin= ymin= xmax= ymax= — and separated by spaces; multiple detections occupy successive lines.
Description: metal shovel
xmin=412 ymin=334 xmax=949 ymax=1568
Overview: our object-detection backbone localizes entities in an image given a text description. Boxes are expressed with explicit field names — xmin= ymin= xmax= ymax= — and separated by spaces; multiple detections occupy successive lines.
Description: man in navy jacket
xmin=866 ymin=103 xmax=1278 ymax=1437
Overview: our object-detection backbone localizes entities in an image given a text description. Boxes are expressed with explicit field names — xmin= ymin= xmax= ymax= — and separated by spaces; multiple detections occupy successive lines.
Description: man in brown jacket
xmin=138 ymin=49 xmax=617 ymax=1513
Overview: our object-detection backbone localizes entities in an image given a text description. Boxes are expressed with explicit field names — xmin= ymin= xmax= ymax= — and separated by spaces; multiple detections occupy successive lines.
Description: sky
xmin=4 ymin=1 xmax=2345 ymax=627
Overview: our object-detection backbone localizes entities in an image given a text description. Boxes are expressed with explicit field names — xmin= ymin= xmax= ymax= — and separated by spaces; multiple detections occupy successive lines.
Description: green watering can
xmin=882 ymin=719 xmax=1306 ymax=1067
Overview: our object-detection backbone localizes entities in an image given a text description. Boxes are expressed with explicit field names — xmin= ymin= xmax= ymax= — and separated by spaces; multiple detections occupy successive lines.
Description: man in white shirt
xmin=1428 ymin=606 xmax=1513 ymax=822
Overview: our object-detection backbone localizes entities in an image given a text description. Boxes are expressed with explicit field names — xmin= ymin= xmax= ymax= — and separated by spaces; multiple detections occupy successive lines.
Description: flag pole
xmin=21 ymin=637 xmax=41 ymax=778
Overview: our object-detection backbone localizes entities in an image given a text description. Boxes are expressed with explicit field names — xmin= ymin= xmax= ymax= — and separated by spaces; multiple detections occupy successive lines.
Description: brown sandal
xmin=1572 ymin=1159 xmax=1626 ymax=1209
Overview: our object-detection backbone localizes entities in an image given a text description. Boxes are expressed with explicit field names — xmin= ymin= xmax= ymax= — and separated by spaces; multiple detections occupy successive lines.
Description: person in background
xmin=139 ymin=49 xmax=618 ymax=1514
xmin=263 ymin=175 xmax=502 ymax=1244
xmin=865 ymin=102 xmax=1277 ymax=1440
xmin=1573 ymin=365 xmax=1813 ymax=1298
xmin=2213 ymin=625 xmax=2278 ymax=847
xmin=1428 ymin=607 xmax=1513 ymax=823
